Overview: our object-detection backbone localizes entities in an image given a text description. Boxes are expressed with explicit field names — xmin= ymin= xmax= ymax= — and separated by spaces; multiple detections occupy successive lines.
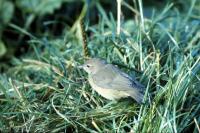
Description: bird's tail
xmin=128 ymin=90 xmax=144 ymax=104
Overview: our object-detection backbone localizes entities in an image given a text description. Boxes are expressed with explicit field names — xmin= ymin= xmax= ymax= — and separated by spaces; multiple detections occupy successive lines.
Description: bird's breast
xmin=88 ymin=76 xmax=128 ymax=100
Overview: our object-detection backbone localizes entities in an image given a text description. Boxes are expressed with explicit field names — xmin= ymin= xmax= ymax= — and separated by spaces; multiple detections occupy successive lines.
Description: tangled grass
xmin=0 ymin=0 xmax=200 ymax=132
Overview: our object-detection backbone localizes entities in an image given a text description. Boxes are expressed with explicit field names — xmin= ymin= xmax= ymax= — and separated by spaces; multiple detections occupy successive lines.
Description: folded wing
xmin=92 ymin=64 xmax=145 ymax=103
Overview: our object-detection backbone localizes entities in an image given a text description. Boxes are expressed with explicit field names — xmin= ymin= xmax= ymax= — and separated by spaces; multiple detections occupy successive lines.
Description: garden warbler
xmin=80 ymin=58 xmax=145 ymax=103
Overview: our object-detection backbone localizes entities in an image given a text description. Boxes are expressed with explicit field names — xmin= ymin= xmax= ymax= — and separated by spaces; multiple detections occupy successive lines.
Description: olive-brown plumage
xmin=81 ymin=58 xmax=145 ymax=103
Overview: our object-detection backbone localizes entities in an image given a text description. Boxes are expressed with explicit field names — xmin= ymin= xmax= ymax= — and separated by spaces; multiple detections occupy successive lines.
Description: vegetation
xmin=0 ymin=0 xmax=199 ymax=132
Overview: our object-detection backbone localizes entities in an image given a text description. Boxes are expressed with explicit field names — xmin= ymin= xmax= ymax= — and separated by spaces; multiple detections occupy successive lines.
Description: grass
xmin=0 ymin=0 xmax=200 ymax=132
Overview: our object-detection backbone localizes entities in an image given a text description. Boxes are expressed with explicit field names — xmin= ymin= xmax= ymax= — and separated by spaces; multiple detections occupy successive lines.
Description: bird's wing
xmin=92 ymin=64 xmax=145 ymax=93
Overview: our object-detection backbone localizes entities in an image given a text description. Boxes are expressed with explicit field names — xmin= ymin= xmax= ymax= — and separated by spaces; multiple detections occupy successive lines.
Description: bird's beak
xmin=78 ymin=65 xmax=84 ymax=69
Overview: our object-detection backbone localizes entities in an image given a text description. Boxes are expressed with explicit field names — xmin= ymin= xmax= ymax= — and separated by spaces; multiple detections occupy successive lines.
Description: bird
xmin=80 ymin=58 xmax=145 ymax=103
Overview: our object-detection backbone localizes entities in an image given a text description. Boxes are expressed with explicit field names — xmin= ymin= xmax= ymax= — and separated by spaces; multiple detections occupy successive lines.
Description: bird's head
xmin=80 ymin=58 xmax=107 ymax=74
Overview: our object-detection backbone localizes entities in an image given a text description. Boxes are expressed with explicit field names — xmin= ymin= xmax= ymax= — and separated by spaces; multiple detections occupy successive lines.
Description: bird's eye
xmin=86 ymin=65 xmax=90 ymax=68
